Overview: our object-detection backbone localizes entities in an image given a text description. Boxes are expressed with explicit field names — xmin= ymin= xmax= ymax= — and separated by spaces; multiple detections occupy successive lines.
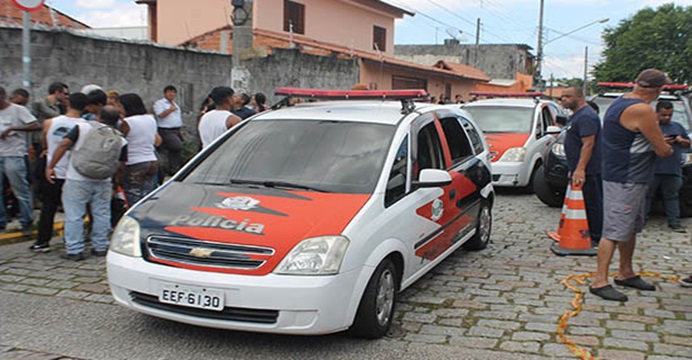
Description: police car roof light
xmin=274 ymin=87 xmax=428 ymax=100
xmin=596 ymin=82 xmax=688 ymax=91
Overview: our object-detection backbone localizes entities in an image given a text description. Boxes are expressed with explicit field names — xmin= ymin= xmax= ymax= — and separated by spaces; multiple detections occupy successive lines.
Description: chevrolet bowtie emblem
xmin=189 ymin=248 xmax=214 ymax=258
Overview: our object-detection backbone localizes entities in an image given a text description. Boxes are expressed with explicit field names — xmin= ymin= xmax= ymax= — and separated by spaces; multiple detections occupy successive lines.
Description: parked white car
xmin=462 ymin=96 xmax=561 ymax=188
xmin=107 ymin=89 xmax=494 ymax=339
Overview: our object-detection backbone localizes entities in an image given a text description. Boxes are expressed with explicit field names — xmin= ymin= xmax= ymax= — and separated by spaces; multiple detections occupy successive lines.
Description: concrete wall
xmin=243 ymin=48 xmax=360 ymax=102
xmin=395 ymin=43 xmax=535 ymax=80
xmin=0 ymin=27 xmax=358 ymax=137
xmin=0 ymin=27 xmax=232 ymax=125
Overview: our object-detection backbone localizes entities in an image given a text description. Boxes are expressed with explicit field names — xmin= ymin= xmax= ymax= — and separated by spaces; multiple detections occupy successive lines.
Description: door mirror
xmin=412 ymin=169 xmax=452 ymax=188
xmin=546 ymin=125 xmax=562 ymax=135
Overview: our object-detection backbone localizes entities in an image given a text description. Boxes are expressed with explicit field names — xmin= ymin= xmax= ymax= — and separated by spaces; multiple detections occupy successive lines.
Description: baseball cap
xmin=635 ymin=69 xmax=671 ymax=88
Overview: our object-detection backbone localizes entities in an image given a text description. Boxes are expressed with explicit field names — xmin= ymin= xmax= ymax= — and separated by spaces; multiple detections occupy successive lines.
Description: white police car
xmin=107 ymin=88 xmax=494 ymax=338
xmin=461 ymin=93 xmax=561 ymax=188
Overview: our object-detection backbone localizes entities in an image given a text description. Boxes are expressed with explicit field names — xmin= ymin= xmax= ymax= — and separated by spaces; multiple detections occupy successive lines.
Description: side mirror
xmin=546 ymin=125 xmax=562 ymax=135
xmin=412 ymin=169 xmax=452 ymax=188
xmin=555 ymin=115 xmax=568 ymax=126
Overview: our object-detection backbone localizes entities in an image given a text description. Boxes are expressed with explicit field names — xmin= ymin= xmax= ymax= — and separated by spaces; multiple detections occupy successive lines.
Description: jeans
xmin=36 ymin=178 xmax=64 ymax=245
xmin=0 ymin=156 xmax=34 ymax=227
xmin=582 ymin=174 xmax=603 ymax=244
xmin=62 ymin=180 xmax=112 ymax=254
xmin=123 ymin=161 xmax=158 ymax=206
xmin=646 ymin=174 xmax=683 ymax=227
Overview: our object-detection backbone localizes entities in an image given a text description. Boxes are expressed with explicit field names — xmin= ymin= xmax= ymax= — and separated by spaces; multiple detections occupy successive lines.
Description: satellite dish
xmin=445 ymin=28 xmax=467 ymax=42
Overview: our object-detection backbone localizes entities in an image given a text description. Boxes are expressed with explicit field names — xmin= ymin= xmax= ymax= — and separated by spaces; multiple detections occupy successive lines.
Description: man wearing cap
xmin=590 ymin=69 xmax=674 ymax=302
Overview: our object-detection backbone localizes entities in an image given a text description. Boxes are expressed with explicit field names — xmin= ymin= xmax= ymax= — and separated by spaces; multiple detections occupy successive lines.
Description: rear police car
xmin=107 ymin=88 xmax=494 ymax=338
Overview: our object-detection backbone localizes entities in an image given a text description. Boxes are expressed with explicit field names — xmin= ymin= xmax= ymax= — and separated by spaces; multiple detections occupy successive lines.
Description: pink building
xmin=136 ymin=0 xmax=490 ymax=98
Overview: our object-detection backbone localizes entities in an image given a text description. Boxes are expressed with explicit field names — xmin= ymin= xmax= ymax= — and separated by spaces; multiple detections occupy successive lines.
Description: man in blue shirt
xmin=561 ymin=86 xmax=602 ymax=246
xmin=646 ymin=101 xmax=691 ymax=233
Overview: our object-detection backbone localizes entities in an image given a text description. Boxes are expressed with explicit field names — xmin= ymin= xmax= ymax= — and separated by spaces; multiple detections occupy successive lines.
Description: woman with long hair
xmin=118 ymin=93 xmax=161 ymax=206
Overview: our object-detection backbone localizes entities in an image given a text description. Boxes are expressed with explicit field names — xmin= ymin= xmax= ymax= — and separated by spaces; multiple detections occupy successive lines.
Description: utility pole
xmin=583 ymin=46 xmax=589 ymax=96
xmin=22 ymin=11 xmax=31 ymax=89
xmin=535 ymin=0 xmax=544 ymax=89
xmin=475 ymin=18 xmax=480 ymax=66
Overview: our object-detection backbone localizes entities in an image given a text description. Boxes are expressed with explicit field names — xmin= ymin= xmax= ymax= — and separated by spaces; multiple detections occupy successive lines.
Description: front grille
xmin=146 ymin=235 xmax=274 ymax=269
xmin=130 ymin=292 xmax=279 ymax=324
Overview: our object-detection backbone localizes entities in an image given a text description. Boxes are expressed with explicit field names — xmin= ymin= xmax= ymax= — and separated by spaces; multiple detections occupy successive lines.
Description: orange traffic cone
xmin=548 ymin=183 xmax=596 ymax=256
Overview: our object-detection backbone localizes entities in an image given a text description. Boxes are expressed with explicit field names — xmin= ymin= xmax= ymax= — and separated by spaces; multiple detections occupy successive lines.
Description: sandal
xmin=589 ymin=285 xmax=628 ymax=302
xmin=614 ymin=276 xmax=655 ymax=291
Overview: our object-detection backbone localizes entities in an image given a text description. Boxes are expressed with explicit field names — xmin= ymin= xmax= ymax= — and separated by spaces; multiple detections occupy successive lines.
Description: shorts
xmin=603 ymin=181 xmax=648 ymax=242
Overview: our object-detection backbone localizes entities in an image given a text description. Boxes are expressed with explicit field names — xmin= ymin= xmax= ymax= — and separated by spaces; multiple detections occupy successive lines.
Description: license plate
xmin=159 ymin=283 xmax=225 ymax=311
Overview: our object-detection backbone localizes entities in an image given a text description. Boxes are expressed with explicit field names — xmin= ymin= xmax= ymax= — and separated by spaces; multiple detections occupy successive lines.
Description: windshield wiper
xmin=229 ymin=179 xmax=330 ymax=193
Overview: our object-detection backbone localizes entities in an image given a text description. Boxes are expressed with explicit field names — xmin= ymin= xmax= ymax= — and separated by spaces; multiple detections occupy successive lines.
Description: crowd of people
xmin=0 ymin=82 xmax=268 ymax=261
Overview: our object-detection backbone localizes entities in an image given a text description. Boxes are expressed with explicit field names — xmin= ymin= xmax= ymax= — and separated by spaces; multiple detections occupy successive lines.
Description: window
xmin=537 ymin=106 xmax=552 ymax=137
xmin=184 ymin=120 xmax=395 ymax=194
xmin=415 ymin=123 xmax=445 ymax=179
xmin=373 ymin=26 xmax=386 ymax=51
xmin=461 ymin=118 xmax=485 ymax=155
xmin=385 ymin=137 xmax=408 ymax=207
xmin=284 ymin=0 xmax=305 ymax=34
xmin=439 ymin=117 xmax=473 ymax=165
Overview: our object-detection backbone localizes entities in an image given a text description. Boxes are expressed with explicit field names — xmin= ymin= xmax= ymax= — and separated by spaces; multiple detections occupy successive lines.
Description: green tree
xmin=593 ymin=3 xmax=692 ymax=84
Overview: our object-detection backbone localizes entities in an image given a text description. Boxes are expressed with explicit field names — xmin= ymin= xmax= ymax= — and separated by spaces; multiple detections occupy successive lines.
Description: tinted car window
xmin=461 ymin=118 xmax=484 ymax=154
xmin=415 ymin=122 xmax=445 ymax=178
xmin=439 ymin=117 xmax=473 ymax=164
xmin=463 ymin=106 xmax=534 ymax=133
xmin=184 ymin=120 xmax=395 ymax=194
xmin=385 ymin=136 xmax=408 ymax=207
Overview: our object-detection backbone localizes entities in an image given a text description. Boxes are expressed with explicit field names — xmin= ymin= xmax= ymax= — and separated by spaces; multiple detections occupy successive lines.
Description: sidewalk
xmin=0 ymin=210 xmax=65 ymax=245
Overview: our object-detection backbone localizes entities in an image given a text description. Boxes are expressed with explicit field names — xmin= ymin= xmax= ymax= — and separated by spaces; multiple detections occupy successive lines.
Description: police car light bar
xmin=274 ymin=87 xmax=428 ymax=100
xmin=469 ymin=91 xmax=545 ymax=97
xmin=596 ymin=82 xmax=688 ymax=90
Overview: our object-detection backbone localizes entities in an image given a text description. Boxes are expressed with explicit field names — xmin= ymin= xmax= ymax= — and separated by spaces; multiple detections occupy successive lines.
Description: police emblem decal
xmin=216 ymin=196 xmax=260 ymax=210
xmin=431 ymin=199 xmax=444 ymax=221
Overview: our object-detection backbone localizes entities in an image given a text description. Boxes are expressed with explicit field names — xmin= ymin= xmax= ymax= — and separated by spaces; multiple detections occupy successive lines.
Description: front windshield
xmin=183 ymin=119 xmax=395 ymax=194
xmin=462 ymin=106 xmax=535 ymax=133
xmin=593 ymin=97 xmax=691 ymax=131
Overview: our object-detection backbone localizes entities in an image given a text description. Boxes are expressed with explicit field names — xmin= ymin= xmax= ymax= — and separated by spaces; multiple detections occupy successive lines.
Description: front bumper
xmin=491 ymin=161 xmax=530 ymax=187
xmin=107 ymin=251 xmax=366 ymax=335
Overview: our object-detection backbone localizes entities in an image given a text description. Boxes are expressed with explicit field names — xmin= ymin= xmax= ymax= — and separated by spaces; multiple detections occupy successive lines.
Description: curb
xmin=0 ymin=222 xmax=64 ymax=246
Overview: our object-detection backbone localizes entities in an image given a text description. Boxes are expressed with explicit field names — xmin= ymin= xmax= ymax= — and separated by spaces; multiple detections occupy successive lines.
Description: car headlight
xmin=551 ymin=143 xmax=565 ymax=157
xmin=110 ymin=216 xmax=142 ymax=257
xmin=274 ymin=236 xmax=349 ymax=275
xmin=498 ymin=147 xmax=527 ymax=162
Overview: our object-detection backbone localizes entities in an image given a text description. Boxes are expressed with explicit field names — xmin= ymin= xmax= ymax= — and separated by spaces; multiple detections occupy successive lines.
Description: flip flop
xmin=614 ymin=276 xmax=656 ymax=291
xmin=589 ymin=285 xmax=628 ymax=302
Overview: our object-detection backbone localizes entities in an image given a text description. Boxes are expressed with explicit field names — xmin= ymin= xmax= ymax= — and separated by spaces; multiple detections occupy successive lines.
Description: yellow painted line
xmin=0 ymin=222 xmax=64 ymax=243
xmin=559 ymin=271 xmax=681 ymax=360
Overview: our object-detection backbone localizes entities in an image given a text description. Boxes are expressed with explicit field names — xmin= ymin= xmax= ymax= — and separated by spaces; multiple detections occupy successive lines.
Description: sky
xmin=49 ymin=0 xmax=692 ymax=80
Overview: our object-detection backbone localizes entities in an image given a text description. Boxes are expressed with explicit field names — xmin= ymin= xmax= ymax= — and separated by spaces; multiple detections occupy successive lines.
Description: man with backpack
xmin=46 ymin=105 xmax=127 ymax=261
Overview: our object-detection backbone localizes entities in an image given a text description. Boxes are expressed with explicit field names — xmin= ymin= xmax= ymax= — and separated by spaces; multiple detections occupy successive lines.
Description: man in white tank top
xmin=30 ymin=93 xmax=89 ymax=253
xmin=198 ymin=86 xmax=242 ymax=149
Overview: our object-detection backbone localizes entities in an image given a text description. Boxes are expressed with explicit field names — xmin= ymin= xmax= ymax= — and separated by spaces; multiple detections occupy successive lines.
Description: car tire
xmin=533 ymin=165 xmax=565 ymax=208
xmin=463 ymin=200 xmax=492 ymax=251
xmin=349 ymin=258 xmax=398 ymax=339
xmin=522 ymin=162 xmax=542 ymax=193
